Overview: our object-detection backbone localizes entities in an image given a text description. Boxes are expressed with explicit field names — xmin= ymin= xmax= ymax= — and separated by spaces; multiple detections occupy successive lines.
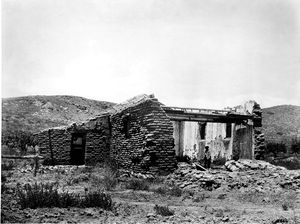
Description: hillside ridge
xmin=2 ymin=95 xmax=116 ymax=135
xmin=262 ymin=104 xmax=300 ymax=144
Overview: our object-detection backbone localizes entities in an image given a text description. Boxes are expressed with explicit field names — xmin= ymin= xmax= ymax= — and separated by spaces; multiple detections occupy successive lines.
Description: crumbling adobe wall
xmin=110 ymin=99 xmax=177 ymax=174
xmin=34 ymin=115 xmax=111 ymax=165
xmin=83 ymin=116 xmax=111 ymax=165
xmin=35 ymin=128 xmax=72 ymax=164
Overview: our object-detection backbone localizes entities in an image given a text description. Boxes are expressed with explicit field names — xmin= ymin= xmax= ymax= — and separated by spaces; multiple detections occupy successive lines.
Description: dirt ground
xmin=1 ymin=161 xmax=300 ymax=224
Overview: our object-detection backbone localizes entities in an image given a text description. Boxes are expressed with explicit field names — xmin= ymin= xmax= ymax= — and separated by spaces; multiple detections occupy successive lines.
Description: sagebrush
xmin=125 ymin=178 xmax=150 ymax=191
xmin=154 ymin=205 xmax=174 ymax=216
xmin=16 ymin=182 xmax=113 ymax=210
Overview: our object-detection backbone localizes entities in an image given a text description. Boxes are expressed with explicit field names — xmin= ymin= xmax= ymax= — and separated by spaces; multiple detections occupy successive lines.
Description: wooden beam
xmin=166 ymin=113 xmax=252 ymax=123
xmin=2 ymin=155 xmax=43 ymax=159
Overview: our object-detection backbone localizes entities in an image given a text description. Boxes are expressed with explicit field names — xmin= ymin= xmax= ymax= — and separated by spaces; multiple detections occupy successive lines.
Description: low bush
xmin=282 ymin=203 xmax=289 ymax=211
xmin=265 ymin=142 xmax=287 ymax=157
xmin=2 ymin=130 xmax=36 ymax=155
xmin=153 ymin=185 xmax=168 ymax=195
xmin=83 ymin=191 xmax=113 ymax=209
xmin=104 ymin=157 xmax=119 ymax=173
xmin=270 ymin=157 xmax=300 ymax=170
xmin=168 ymin=184 xmax=182 ymax=197
xmin=154 ymin=205 xmax=174 ymax=216
xmin=125 ymin=178 xmax=150 ymax=191
xmin=1 ymin=161 xmax=15 ymax=171
xmin=16 ymin=182 xmax=78 ymax=209
xmin=69 ymin=173 xmax=91 ymax=185
xmin=152 ymin=184 xmax=182 ymax=197
xmin=16 ymin=182 xmax=113 ymax=210
xmin=1 ymin=183 xmax=9 ymax=194
xmin=102 ymin=168 xmax=118 ymax=190
xmin=193 ymin=193 xmax=205 ymax=202
xmin=291 ymin=139 xmax=300 ymax=154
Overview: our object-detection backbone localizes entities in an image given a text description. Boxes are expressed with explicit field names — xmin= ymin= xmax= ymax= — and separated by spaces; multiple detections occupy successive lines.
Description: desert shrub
xmin=80 ymin=166 xmax=93 ymax=173
xmin=1 ymin=160 xmax=15 ymax=171
xmin=104 ymin=157 xmax=119 ymax=173
xmin=83 ymin=191 xmax=113 ymax=210
xmin=103 ymin=168 xmax=118 ymax=190
xmin=192 ymin=194 xmax=205 ymax=202
xmin=89 ymin=167 xmax=118 ymax=191
xmin=16 ymin=182 xmax=113 ymax=210
xmin=214 ymin=209 xmax=224 ymax=217
xmin=67 ymin=173 xmax=91 ymax=185
xmin=153 ymin=185 xmax=168 ymax=195
xmin=154 ymin=205 xmax=174 ymax=216
xmin=217 ymin=193 xmax=226 ymax=200
xmin=270 ymin=157 xmax=300 ymax=170
xmin=1 ymin=183 xmax=9 ymax=194
xmin=125 ymin=178 xmax=150 ymax=191
xmin=152 ymin=184 xmax=182 ymax=197
xmin=16 ymin=182 xmax=79 ymax=209
xmin=168 ymin=184 xmax=182 ymax=197
xmin=2 ymin=130 xmax=36 ymax=155
xmin=291 ymin=139 xmax=300 ymax=154
xmin=2 ymin=174 xmax=7 ymax=183
xmin=1 ymin=174 xmax=8 ymax=193
xmin=90 ymin=175 xmax=102 ymax=188
xmin=265 ymin=142 xmax=287 ymax=157
xmin=148 ymin=176 xmax=165 ymax=184
xmin=282 ymin=203 xmax=289 ymax=211
xmin=271 ymin=217 xmax=289 ymax=224
xmin=183 ymin=189 xmax=195 ymax=197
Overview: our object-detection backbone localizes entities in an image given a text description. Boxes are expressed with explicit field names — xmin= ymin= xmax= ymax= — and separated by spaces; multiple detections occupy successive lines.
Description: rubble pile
xmin=16 ymin=160 xmax=300 ymax=193
xmin=224 ymin=159 xmax=285 ymax=172
xmin=165 ymin=161 xmax=300 ymax=192
xmin=165 ymin=163 xmax=221 ymax=191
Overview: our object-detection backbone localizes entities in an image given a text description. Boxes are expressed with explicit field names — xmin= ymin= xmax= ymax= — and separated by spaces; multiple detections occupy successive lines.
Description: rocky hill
xmin=262 ymin=105 xmax=300 ymax=144
xmin=2 ymin=95 xmax=115 ymax=136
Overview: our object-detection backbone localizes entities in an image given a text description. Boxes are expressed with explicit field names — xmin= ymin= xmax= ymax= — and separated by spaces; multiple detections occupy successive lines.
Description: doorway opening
xmin=70 ymin=133 xmax=86 ymax=165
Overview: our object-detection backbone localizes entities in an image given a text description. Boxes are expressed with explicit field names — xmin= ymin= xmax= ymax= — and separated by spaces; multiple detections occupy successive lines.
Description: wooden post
xmin=48 ymin=129 xmax=55 ymax=166
xmin=33 ymin=154 xmax=39 ymax=177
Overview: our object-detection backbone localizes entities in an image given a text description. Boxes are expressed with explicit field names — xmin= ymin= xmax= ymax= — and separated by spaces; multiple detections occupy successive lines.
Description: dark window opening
xmin=199 ymin=122 xmax=206 ymax=140
xmin=226 ymin=123 xmax=232 ymax=138
xmin=122 ymin=115 xmax=131 ymax=138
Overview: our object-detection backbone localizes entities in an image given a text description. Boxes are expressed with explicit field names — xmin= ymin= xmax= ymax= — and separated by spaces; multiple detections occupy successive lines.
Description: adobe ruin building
xmin=34 ymin=94 xmax=264 ymax=174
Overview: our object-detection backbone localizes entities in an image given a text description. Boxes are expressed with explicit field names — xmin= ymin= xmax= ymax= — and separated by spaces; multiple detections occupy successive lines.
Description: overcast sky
xmin=2 ymin=0 xmax=300 ymax=108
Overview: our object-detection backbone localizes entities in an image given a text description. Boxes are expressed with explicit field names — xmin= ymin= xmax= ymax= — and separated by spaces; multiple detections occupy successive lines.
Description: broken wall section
xmin=173 ymin=121 xmax=233 ymax=162
xmin=81 ymin=115 xmax=111 ymax=165
xmin=34 ymin=115 xmax=111 ymax=165
xmin=110 ymin=98 xmax=177 ymax=175
xmin=35 ymin=128 xmax=72 ymax=164
xmin=235 ymin=101 xmax=264 ymax=159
